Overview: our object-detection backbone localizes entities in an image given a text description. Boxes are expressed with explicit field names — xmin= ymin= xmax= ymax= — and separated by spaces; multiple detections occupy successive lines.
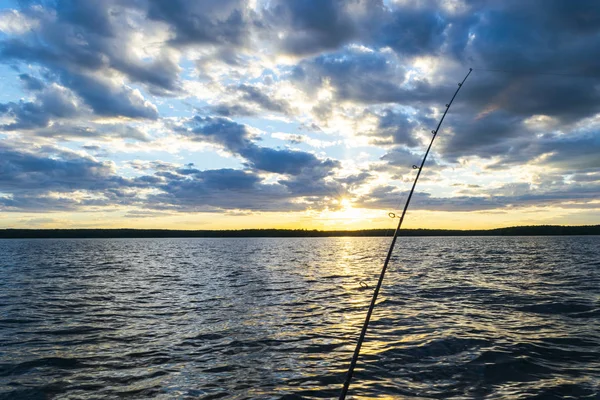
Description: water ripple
xmin=0 ymin=236 xmax=599 ymax=399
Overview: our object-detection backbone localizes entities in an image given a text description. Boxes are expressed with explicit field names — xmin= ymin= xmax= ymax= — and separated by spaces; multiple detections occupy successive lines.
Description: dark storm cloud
xmin=1 ymin=140 xmax=595 ymax=214
xmin=0 ymin=32 xmax=105 ymax=71
xmin=353 ymin=184 xmax=404 ymax=210
xmin=434 ymin=74 xmax=600 ymax=165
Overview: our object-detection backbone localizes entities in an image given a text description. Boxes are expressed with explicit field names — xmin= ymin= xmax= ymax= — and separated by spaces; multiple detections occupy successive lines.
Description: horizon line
xmin=1 ymin=225 xmax=599 ymax=239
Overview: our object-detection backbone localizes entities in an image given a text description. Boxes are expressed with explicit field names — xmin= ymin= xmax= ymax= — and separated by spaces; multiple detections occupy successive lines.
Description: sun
xmin=336 ymin=198 xmax=365 ymax=221
xmin=311 ymin=198 xmax=383 ymax=228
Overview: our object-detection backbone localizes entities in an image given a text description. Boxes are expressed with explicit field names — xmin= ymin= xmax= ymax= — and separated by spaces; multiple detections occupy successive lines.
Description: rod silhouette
xmin=339 ymin=68 xmax=473 ymax=399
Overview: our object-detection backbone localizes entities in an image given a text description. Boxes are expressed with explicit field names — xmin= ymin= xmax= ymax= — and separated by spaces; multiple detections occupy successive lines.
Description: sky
xmin=0 ymin=0 xmax=599 ymax=230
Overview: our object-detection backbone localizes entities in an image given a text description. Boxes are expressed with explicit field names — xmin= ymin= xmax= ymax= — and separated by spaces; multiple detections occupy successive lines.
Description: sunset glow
xmin=0 ymin=1 xmax=599 ymax=230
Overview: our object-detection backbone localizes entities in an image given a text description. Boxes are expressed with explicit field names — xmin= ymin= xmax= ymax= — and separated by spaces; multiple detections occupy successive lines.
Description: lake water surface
xmin=1 ymin=236 xmax=599 ymax=399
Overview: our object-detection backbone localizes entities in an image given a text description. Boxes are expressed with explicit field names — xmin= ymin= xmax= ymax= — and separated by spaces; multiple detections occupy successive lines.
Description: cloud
xmin=380 ymin=147 xmax=429 ymax=168
xmin=183 ymin=115 xmax=252 ymax=150
xmin=241 ymin=146 xmax=338 ymax=176
xmin=375 ymin=109 xmax=421 ymax=147
xmin=0 ymin=83 xmax=81 ymax=130
xmin=338 ymin=172 xmax=373 ymax=188
xmin=205 ymin=83 xmax=292 ymax=117
xmin=0 ymin=193 xmax=86 ymax=212
xmin=235 ymin=84 xmax=291 ymax=114
xmin=0 ymin=1 xmax=180 ymax=105
xmin=0 ymin=143 xmax=116 ymax=193
xmin=207 ymin=103 xmax=257 ymax=117
xmin=57 ymin=71 xmax=159 ymax=119
xmin=56 ymin=0 xmax=118 ymax=37
xmin=146 ymin=0 xmax=252 ymax=46
xmin=264 ymin=0 xmax=464 ymax=57
xmin=489 ymin=131 xmax=600 ymax=172
xmin=0 ymin=143 xmax=316 ymax=213
xmin=291 ymin=47 xmax=411 ymax=104
xmin=180 ymin=115 xmax=340 ymax=176
xmin=376 ymin=5 xmax=446 ymax=56
xmin=264 ymin=0 xmax=361 ymax=55
xmin=271 ymin=132 xmax=339 ymax=148
xmin=18 ymin=73 xmax=45 ymax=91
xmin=439 ymin=111 xmax=526 ymax=161
xmin=362 ymin=108 xmax=433 ymax=147
xmin=154 ymin=168 xmax=262 ymax=210
xmin=145 ymin=165 xmax=338 ymax=212
xmin=0 ymin=0 xmax=599 ymax=223
xmin=571 ymin=172 xmax=600 ymax=183
xmin=32 ymin=122 xmax=152 ymax=142
xmin=465 ymin=1 xmax=600 ymax=75
xmin=0 ymin=71 xmax=158 ymax=127
xmin=355 ymin=182 xmax=600 ymax=213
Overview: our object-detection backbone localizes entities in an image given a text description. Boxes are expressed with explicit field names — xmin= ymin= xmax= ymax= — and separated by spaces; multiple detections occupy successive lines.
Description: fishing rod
xmin=339 ymin=68 xmax=473 ymax=399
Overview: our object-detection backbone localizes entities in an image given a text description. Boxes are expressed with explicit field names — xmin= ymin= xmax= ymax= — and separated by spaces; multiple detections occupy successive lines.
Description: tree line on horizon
xmin=0 ymin=225 xmax=599 ymax=238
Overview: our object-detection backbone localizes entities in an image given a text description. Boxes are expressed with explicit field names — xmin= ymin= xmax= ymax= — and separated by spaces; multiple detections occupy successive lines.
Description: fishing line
xmin=338 ymin=68 xmax=473 ymax=399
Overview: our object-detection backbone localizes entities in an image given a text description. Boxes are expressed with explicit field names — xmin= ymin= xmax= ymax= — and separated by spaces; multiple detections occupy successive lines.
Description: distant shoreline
xmin=0 ymin=225 xmax=599 ymax=238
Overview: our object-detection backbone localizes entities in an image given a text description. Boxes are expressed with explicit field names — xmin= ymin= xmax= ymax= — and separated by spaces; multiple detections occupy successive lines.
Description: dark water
xmin=0 ymin=236 xmax=599 ymax=399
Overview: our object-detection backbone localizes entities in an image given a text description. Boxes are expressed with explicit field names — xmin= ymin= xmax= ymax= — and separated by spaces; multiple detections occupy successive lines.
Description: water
xmin=0 ymin=236 xmax=599 ymax=399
